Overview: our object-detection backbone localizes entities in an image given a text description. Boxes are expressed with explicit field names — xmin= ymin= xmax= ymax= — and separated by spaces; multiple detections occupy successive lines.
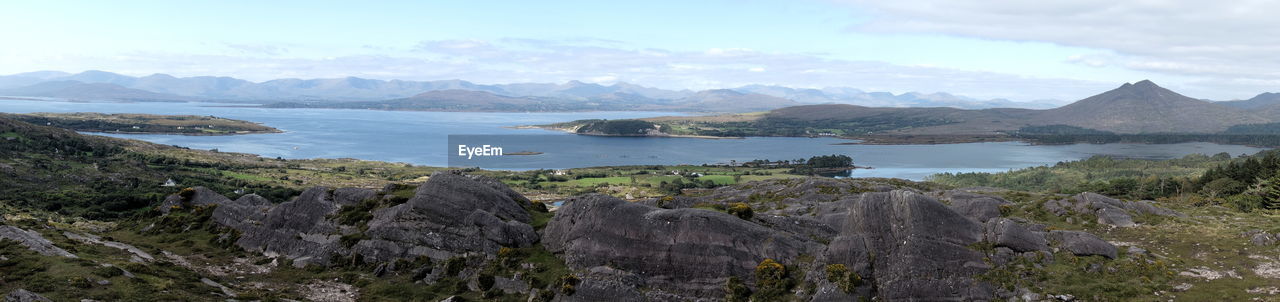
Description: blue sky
xmin=2 ymin=0 xmax=1277 ymax=101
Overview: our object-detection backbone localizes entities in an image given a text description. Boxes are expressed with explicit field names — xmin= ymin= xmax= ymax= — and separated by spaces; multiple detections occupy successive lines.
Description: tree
xmin=1200 ymin=178 xmax=1245 ymax=199
xmin=1244 ymin=175 xmax=1280 ymax=210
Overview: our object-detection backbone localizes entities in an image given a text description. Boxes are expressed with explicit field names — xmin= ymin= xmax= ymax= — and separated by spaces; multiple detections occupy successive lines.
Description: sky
xmin=1 ymin=0 xmax=1278 ymax=102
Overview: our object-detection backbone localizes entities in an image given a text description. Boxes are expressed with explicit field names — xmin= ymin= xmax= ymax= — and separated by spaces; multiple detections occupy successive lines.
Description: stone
xmin=333 ymin=188 xmax=377 ymax=206
xmin=63 ymin=232 xmax=155 ymax=262
xmin=159 ymin=186 xmax=230 ymax=213
xmin=1095 ymin=207 xmax=1136 ymax=227
xmin=201 ymin=278 xmax=237 ymax=297
xmin=825 ymin=190 xmax=993 ymax=301
xmin=1048 ymin=230 xmax=1117 ymax=259
xmin=0 ymin=226 xmax=76 ymax=258
xmin=984 ymin=218 xmax=1049 ymax=253
xmin=1043 ymin=192 xmax=1183 ymax=228
xmin=544 ymin=194 xmax=813 ymax=297
xmin=945 ymin=191 xmax=1011 ymax=223
xmin=1250 ymin=233 xmax=1276 ymax=246
xmin=354 ymin=172 xmax=539 ymax=263
xmin=220 ymin=187 xmax=347 ymax=266
xmin=3 ymin=289 xmax=50 ymax=302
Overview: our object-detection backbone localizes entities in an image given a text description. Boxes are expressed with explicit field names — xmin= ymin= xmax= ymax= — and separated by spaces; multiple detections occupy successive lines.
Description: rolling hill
xmin=1218 ymin=92 xmax=1280 ymax=109
xmin=626 ymin=80 xmax=1279 ymax=136
xmin=0 ymin=70 xmax=1051 ymax=110
xmin=1036 ymin=80 xmax=1270 ymax=133
xmin=0 ymin=81 xmax=192 ymax=102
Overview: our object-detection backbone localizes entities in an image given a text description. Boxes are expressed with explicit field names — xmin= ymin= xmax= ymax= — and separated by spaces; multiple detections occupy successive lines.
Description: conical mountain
xmin=1038 ymin=80 xmax=1270 ymax=133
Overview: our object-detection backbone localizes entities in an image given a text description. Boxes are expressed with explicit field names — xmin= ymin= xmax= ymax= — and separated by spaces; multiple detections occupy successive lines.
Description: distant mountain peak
xmin=1044 ymin=79 xmax=1268 ymax=133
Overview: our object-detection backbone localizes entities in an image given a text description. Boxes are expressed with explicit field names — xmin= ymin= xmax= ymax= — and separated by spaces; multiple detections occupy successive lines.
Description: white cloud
xmin=837 ymin=0 xmax=1280 ymax=97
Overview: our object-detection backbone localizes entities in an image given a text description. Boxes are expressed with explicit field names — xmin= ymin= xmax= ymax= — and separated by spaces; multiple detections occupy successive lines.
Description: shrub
xmin=444 ymin=256 xmax=467 ymax=277
xmin=728 ymin=203 xmax=754 ymax=220
xmin=556 ymin=274 xmax=581 ymax=296
xmin=824 ymin=263 xmax=861 ymax=293
xmin=533 ymin=289 xmax=556 ymax=302
xmin=178 ymin=187 xmax=197 ymax=201
xmin=528 ymin=201 xmax=549 ymax=213
xmin=724 ymin=276 xmax=752 ymax=302
xmin=1227 ymin=194 xmax=1265 ymax=212
xmin=477 ymin=273 xmax=496 ymax=291
xmin=754 ymin=258 xmax=793 ymax=298
xmin=339 ymin=233 xmax=367 ymax=248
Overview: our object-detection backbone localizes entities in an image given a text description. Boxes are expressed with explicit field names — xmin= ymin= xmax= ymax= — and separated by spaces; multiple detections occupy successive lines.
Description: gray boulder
xmin=0 ymin=226 xmax=76 ymax=258
xmin=946 ymin=191 xmax=1011 ymax=223
xmin=1094 ymin=207 xmax=1136 ymax=227
xmin=825 ymin=190 xmax=993 ymax=301
xmin=354 ymin=172 xmax=538 ymax=262
xmin=1048 ymin=231 xmax=1117 ymax=259
xmin=210 ymin=187 xmax=348 ymax=266
xmin=4 ymin=289 xmax=50 ymax=302
xmin=561 ymin=266 xmax=649 ymax=302
xmin=984 ymin=218 xmax=1049 ymax=253
xmin=543 ymin=194 xmax=814 ymax=298
xmin=1250 ymin=233 xmax=1276 ymax=246
xmin=333 ymin=188 xmax=377 ymax=206
xmin=210 ymin=194 xmax=273 ymax=228
xmin=1043 ymin=192 xmax=1182 ymax=227
xmin=159 ymin=186 xmax=231 ymax=214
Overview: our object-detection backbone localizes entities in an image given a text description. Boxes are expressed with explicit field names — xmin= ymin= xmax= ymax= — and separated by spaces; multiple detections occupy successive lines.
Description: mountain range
xmin=711 ymin=80 xmax=1280 ymax=134
xmin=0 ymin=70 xmax=1059 ymax=111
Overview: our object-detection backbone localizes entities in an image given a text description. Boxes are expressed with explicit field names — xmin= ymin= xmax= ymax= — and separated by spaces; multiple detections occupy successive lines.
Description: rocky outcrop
xmin=945 ymin=190 xmax=1012 ymax=223
xmin=227 ymin=187 xmax=349 ymax=267
xmin=333 ymin=188 xmax=376 ymax=206
xmin=353 ymin=172 xmax=539 ymax=262
xmin=1042 ymin=192 xmax=1183 ymax=227
xmin=159 ymin=186 xmax=230 ymax=213
xmin=544 ymin=194 xmax=816 ymax=298
xmin=3 ymin=289 xmax=50 ymax=302
xmin=984 ymin=218 xmax=1049 ymax=253
xmin=63 ymin=231 xmax=154 ymax=262
xmin=823 ymin=190 xmax=993 ymax=301
xmin=0 ymin=226 xmax=76 ymax=258
xmin=1048 ymin=230 xmax=1117 ymax=259
xmin=1244 ymin=230 xmax=1277 ymax=246
xmin=544 ymin=179 xmax=1124 ymax=301
xmin=170 ymin=172 xmax=540 ymax=267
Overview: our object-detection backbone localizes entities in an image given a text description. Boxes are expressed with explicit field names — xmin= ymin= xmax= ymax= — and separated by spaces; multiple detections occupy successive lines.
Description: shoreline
xmin=510 ymin=125 xmax=745 ymax=140
xmin=78 ymin=129 xmax=284 ymax=136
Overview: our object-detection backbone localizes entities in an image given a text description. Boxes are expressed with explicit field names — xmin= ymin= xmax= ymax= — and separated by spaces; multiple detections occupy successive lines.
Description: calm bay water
xmin=0 ymin=99 xmax=1268 ymax=180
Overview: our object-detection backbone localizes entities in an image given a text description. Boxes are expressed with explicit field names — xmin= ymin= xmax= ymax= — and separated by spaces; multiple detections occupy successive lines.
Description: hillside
xmin=0 ymin=81 xmax=192 ymax=102
xmin=5 ymin=112 xmax=281 ymax=135
xmin=1037 ymin=80 xmax=1270 ymax=133
xmin=599 ymin=80 xmax=1279 ymax=139
xmin=6 ymin=115 xmax=1280 ymax=300
xmin=1219 ymin=92 xmax=1280 ymax=109
xmin=669 ymin=89 xmax=800 ymax=112
xmin=0 ymin=70 xmax=1046 ymax=110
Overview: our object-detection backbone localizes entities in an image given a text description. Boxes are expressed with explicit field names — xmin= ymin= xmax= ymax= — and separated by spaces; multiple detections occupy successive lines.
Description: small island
xmin=4 ymin=112 xmax=282 ymax=135
xmin=525 ymin=118 xmax=742 ymax=139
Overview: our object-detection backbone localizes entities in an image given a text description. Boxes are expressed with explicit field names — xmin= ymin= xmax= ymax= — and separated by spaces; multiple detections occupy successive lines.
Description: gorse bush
xmin=824 ymin=263 xmax=862 ymax=293
xmin=728 ymin=203 xmax=754 ymax=220
xmin=556 ymin=274 xmax=580 ymax=296
xmin=724 ymin=276 xmax=752 ymax=302
xmin=754 ymin=258 xmax=793 ymax=299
